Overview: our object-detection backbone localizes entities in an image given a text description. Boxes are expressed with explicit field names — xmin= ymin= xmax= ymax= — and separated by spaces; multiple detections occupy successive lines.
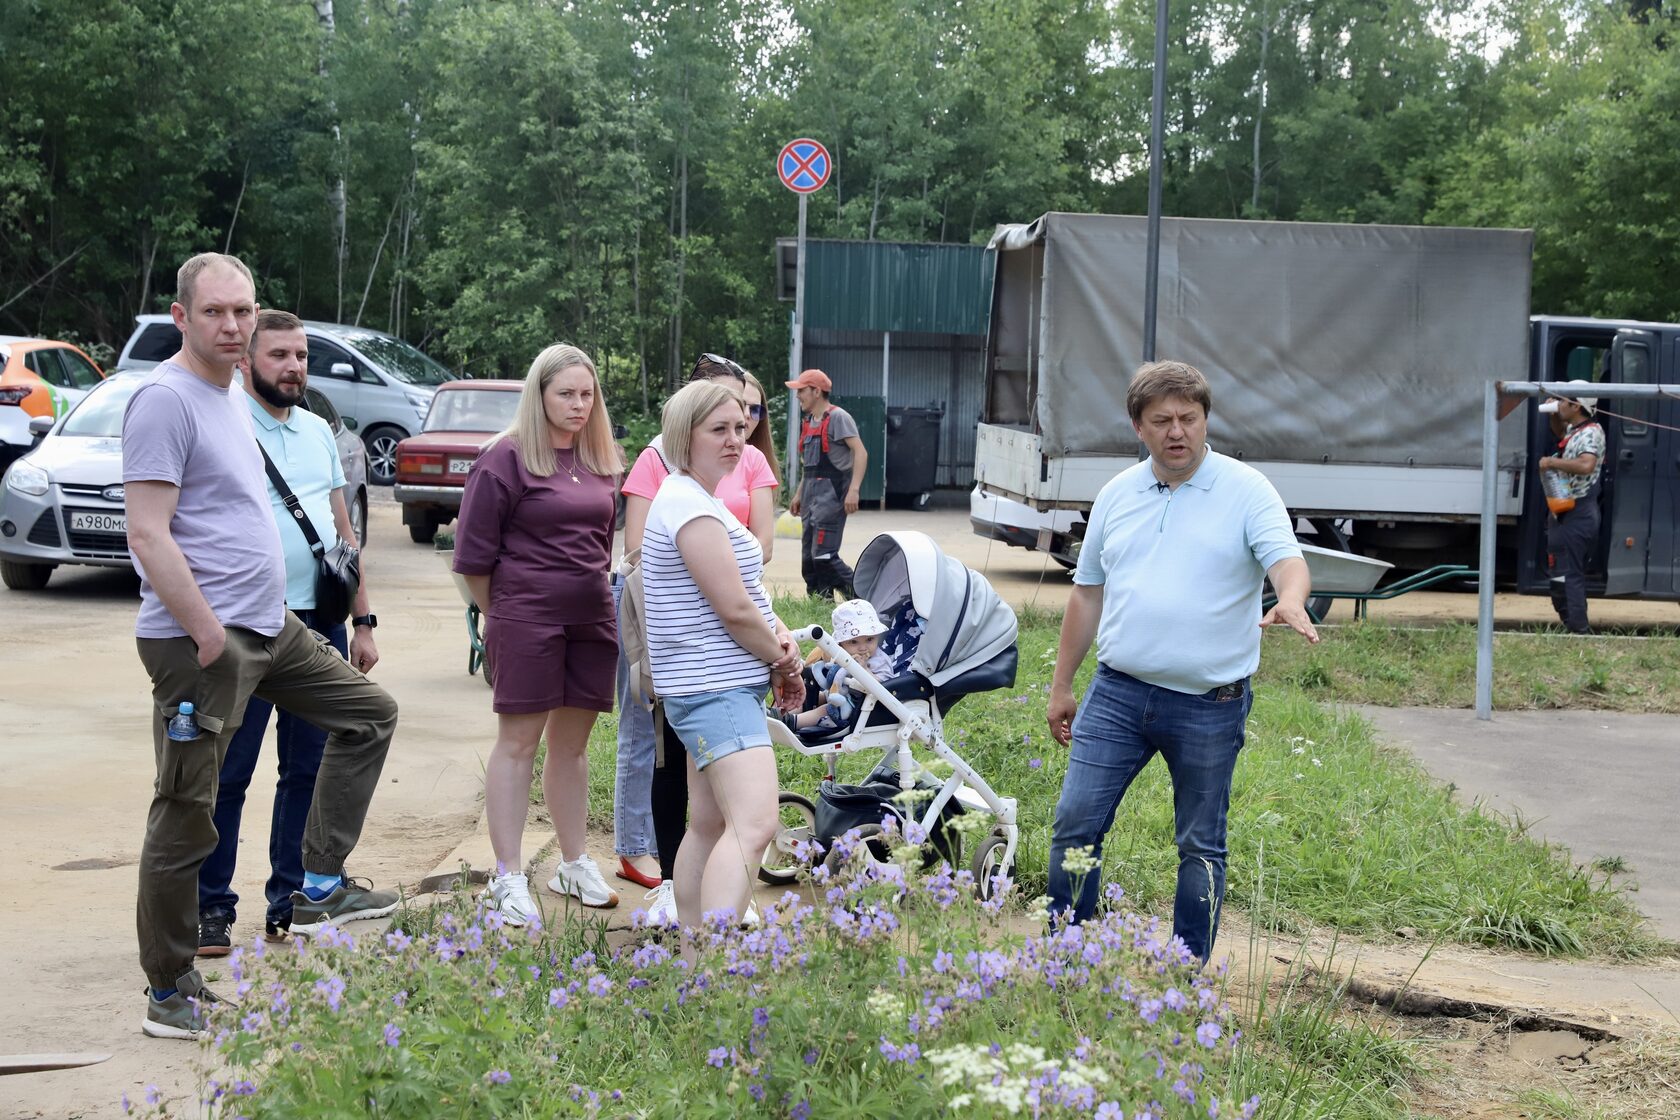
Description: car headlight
xmin=5 ymin=460 xmax=49 ymax=496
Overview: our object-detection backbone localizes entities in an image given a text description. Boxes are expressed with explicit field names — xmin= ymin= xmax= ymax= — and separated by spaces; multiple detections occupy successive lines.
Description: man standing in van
xmin=124 ymin=253 xmax=400 ymax=1041
xmin=786 ymin=368 xmax=867 ymax=600
xmin=1537 ymin=380 xmax=1604 ymax=634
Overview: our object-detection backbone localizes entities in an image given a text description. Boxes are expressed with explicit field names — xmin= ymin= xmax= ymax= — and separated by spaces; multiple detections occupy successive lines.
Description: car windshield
xmin=424 ymin=389 xmax=520 ymax=433
xmin=338 ymin=332 xmax=453 ymax=386
xmin=61 ymin=377 xmax=143 ymax=437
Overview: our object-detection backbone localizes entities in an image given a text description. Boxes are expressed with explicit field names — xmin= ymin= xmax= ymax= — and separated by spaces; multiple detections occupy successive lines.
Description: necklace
xmin=556 ymin=448 xmax=580 ymax=484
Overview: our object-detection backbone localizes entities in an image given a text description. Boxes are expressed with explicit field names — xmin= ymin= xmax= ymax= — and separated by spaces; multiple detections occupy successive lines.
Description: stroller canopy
xmin=851 ymin=532 xmax=1018 ymax=687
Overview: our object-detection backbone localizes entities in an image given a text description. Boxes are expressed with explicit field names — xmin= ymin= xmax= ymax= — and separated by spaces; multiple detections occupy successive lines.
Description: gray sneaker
xmin=141 ymin=969 xmax=233 ymax=1040
xmin=289 ymin=875 xmax=400 ymax=934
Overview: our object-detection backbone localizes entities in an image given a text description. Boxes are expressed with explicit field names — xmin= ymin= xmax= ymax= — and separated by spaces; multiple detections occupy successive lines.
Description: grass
xmin=1261 ymin=621 xmax=1680 ymax=713
xmin=548 ymin=599 xmax=1668 ymax=960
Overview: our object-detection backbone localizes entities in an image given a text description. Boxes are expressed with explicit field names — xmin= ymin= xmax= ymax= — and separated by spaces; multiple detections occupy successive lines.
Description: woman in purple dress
xmin=453 ymin=343 xmax=626 ymax=926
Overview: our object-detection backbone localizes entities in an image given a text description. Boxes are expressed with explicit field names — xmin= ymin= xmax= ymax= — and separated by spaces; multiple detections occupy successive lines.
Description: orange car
xmin=0 ymin=337 xmax=107 ymax=464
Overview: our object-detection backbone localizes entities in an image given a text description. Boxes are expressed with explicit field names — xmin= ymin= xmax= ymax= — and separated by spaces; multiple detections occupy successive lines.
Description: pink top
xmin=622 ymin=439 xmax=777 ymax=526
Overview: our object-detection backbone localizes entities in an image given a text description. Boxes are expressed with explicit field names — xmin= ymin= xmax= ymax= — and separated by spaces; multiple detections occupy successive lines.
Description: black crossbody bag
xmin=256 ymin=442 xmax=361 ymax=628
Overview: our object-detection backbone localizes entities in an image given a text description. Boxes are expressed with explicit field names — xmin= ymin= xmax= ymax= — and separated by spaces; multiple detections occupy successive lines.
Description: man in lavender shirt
xmin=123 ymin=253 xmax=400 ymax=1041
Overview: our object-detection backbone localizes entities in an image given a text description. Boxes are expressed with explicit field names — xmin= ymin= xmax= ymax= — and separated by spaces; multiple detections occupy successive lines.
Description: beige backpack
xmin=617 ymin=547 xmax=656 ymax=711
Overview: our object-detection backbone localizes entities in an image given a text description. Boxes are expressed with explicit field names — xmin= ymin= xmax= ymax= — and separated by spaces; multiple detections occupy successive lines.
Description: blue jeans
xmin=612 ymin=577 xmax=658 ymax=858
xmin=197 ymin=609 xmax=347 ymax=926
xmin=1047 ymin=665 xmax=1253 ymax=962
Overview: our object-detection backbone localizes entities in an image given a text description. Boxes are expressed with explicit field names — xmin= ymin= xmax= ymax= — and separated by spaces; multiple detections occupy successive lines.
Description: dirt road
xmin=0 ymin=496 xmax=1666 ymax=1116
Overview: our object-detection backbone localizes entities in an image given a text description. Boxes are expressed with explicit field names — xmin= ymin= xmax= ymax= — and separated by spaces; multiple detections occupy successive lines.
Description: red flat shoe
xmin=615 ymin=857 xmax=662 ymax=889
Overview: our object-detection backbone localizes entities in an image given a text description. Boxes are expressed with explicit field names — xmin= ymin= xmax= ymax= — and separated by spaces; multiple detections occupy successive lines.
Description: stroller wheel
xmin=970 ymin=833 xmax=1011 ymax=900
xmin=822 ymin=823 xmax=891 ymax=877
xmin=758 ymin=792 xmax=818 ymax=885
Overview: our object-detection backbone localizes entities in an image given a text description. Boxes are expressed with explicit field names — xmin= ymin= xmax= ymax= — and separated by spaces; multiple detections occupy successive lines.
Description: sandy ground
xmin=1 ymin=495 xmax=1671 ymax=1116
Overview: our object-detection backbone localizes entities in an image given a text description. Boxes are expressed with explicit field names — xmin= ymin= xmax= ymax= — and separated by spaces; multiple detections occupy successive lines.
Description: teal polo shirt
xmin=248 ymin=394 xmax=345 ymax=611
xmin=1074 ymin=450 xmax=1301 ymax=695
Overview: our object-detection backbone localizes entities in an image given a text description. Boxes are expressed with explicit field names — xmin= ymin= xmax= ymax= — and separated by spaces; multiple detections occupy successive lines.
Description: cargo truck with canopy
xmin=972 ymin=213 xmax=1680 ymax=604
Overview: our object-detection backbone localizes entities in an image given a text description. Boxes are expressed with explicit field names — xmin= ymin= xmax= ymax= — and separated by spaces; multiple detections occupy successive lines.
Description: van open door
xmin=1602 ymin=330 xmax=1656 ymax=596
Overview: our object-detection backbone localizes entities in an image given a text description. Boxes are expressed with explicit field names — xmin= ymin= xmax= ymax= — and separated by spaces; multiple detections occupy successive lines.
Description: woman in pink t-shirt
xmin=611 ymin=357 xmax=779 ymax=910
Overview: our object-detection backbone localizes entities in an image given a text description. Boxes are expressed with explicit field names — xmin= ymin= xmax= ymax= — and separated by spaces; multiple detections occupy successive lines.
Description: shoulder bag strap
xmin=255 ymin=440 xmax=326 ymax=558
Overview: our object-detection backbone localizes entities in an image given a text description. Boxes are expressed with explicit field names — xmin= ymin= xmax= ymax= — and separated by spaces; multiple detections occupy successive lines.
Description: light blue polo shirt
xmin=1074 ymin=450 xmax=1300 ymax=694
xmin=248 ymin=393 xmax=345 ymax=610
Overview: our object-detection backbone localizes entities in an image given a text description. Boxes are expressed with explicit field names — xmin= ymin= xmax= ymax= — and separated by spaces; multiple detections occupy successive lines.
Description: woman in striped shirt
xmin=641 ymin=380 xmax=803 ymax=928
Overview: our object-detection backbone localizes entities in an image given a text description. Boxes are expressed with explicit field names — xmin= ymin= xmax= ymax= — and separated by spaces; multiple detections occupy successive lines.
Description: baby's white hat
xmin=831 ymin=598 xmax=887 ymax=642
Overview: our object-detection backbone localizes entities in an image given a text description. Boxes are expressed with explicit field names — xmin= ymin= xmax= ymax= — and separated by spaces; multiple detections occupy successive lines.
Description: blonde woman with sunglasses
xmin=610 ymin=353 xmax=780 ymax=919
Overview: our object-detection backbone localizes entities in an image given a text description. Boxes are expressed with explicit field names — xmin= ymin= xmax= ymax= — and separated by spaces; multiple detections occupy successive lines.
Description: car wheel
xmin=0 ymin=558 xmax=54 ymax=591
xmin=364 ymin=426 xmax=405 ymax=486
xmin=350 ymin=490 xmax=368 ymax=547
xmin=408 ymin=519 xmax=436 ymax=545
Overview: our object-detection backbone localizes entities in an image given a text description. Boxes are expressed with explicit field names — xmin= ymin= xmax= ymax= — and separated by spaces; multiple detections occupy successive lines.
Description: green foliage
xmin=8 ymin=1 xmax=1680 ymax=384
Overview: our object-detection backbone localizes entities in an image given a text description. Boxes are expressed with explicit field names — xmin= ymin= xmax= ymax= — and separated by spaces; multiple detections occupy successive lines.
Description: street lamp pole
xmin=1142 ymin=0 xmax=1169 ymax=364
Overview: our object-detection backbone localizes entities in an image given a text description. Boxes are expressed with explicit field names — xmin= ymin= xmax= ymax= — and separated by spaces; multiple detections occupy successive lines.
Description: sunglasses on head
xmin=746 ymin=403 xmax=766 ymax=420
xmin=692 ymin=352 xmax=747 ymax=382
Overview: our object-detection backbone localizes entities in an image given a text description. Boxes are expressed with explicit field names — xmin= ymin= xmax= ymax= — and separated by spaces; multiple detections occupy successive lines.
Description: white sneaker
xmin=483 ymin=871 xmax=541 ymax=928
xmin=644 ymin=881 xmax=677 ymax=926
xmin=742 ymin=900 xmax=760 ymax=928
xmin=547 ymin=854 xmax=619 ymax=909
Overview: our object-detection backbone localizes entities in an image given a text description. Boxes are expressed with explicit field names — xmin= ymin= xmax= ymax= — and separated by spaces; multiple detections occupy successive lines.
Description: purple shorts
xmin=485 ymin=616 xmax=617 ymax=715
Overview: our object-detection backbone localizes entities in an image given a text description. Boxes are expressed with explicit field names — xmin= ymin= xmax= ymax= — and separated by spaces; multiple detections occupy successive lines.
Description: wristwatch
xmin=352 ymin=614 xmax=378 ymax=629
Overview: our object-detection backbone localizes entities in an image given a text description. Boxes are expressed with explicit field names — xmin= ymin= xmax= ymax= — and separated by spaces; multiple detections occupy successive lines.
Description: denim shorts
xmin=662 ymin=685 xmax=773 ymax=771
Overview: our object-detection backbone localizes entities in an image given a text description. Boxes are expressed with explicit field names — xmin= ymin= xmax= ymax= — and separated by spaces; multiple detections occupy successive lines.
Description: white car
xmin=119 ymin=316 xmax=453 ymax=486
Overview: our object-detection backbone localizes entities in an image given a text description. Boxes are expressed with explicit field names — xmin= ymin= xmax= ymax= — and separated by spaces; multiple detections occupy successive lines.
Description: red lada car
xmin=392 ymin=379 xmax=522 ymax=543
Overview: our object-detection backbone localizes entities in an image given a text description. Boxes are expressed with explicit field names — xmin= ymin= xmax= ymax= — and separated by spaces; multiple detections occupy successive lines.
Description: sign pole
xmin=778 ymin=137 xmax=830 ymax=486
xmin=787 ymin=190 xmax=808 ymax=486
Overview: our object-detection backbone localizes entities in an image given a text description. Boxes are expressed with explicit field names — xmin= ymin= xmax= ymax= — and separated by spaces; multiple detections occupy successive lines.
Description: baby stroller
xmin=762 ymin=531 xmax=1021 ymax=894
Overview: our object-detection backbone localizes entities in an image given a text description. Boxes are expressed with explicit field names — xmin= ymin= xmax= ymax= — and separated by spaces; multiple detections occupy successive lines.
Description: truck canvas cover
xmin=988 ymin=213 xmax=1533 ymax=468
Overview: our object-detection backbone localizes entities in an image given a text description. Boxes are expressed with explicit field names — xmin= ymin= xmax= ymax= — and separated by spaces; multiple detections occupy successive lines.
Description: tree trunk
xmin=224 ymin=157 xmax=251 ymax=252
xmin=315 ymin=0 xmax=347 ymax=322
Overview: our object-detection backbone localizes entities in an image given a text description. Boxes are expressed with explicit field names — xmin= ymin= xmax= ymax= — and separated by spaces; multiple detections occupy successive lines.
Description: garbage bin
xmin=884 ymin=405 xmax=944 ymax=510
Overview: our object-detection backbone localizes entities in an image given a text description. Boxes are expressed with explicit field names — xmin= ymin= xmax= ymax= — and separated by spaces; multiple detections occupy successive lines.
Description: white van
xmin=118 ymin=315 xmax=453 ymax=485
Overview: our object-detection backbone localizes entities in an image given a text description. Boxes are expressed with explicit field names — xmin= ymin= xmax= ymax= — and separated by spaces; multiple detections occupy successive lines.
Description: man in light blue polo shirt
xmin=1044 ymin=360 xmax=1319 ymax=963
xmin=195 ymin=309 xmax=381 ymax=956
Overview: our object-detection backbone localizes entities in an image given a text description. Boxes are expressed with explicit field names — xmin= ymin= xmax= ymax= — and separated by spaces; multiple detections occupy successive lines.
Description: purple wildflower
xmin=485 ymin=1070 xmax=512 ymax=1086
xmin=383 ymin=1023 xmax=402 ymax=1047
xmin=586 ymin=974 xmax=613 ymax=998
xmin=792 ymin=1102 xmax=812 ymax=1120
xmin=706 ymin=1047 xmax=730 ymax=1069
xmin=878 ymin=1038 xmax=920 ymax=1064
xmin=1095 ymin=1101 xmax=1123 ymax=1119
xmin=1029 ymin=757 xmax=1043 ymax=770
xmin=231 ymin=1080 xmax=257 ymax=1096
xmin=1195 ymin=1022 xmax=1222 ymax=1048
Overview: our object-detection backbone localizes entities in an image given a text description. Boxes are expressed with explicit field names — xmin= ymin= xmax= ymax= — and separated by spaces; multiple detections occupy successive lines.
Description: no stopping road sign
xmin=778 ymin=138 xmax=831 ymax=194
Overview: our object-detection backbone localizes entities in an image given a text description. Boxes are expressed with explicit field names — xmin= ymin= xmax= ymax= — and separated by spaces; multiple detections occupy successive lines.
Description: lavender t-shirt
xmin=122 ymin=361 xmax=286 ymax=639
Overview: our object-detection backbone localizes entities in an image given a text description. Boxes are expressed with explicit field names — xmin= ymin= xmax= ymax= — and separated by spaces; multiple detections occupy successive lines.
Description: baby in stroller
xmin=781 ymin=600 xmax=904 ymax=733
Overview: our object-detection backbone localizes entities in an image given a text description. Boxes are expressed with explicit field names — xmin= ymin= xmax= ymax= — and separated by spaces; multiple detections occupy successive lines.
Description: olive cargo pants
xmin=135 ymin=613 xmax=397 ymax=990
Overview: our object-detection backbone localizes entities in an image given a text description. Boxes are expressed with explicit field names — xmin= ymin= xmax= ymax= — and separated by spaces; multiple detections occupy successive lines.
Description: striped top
xmin=643 ymin=473 xmax=775 ymax=697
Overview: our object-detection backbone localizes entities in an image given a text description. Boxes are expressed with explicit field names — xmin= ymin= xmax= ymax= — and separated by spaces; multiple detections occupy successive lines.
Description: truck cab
xmin=1518 ymin=317 xmax=1680 ymax=601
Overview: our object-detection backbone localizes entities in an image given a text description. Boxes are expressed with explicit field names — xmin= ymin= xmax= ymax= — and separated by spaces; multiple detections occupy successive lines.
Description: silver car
xmin=119 ymin=315 xmax=454 ymax=486
xmin=0 ymin=374 xmax=369 ymax=591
